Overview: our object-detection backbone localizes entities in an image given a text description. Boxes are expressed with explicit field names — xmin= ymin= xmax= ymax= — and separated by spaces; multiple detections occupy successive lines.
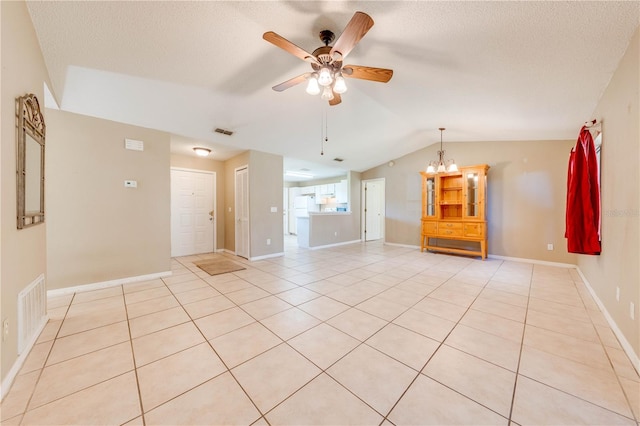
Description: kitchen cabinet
xmin=420 ymin=164 xmax=489 ymax=259
xmin=336 ymin=179 xmax=348 ymax=203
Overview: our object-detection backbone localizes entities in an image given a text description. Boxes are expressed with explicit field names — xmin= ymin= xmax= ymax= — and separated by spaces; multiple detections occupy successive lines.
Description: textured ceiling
xmin=27 ymin=1 xmax=639 ymax=180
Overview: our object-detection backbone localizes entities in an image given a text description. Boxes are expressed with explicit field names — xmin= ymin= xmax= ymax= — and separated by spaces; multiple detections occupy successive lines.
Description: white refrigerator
xmin=291 ymin=195 xmax=318 ymax=234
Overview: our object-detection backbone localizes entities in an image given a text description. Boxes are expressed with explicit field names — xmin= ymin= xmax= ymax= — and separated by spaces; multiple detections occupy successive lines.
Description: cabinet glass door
xmin=425 ymin=176 xmax=436 ymax=217
xmin=466 ymin=172 xmax=479 ymax=217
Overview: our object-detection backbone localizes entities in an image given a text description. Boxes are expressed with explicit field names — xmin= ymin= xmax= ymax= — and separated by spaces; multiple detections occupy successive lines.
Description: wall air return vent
xmin=214 ymin=128 xmax=234 ymax=136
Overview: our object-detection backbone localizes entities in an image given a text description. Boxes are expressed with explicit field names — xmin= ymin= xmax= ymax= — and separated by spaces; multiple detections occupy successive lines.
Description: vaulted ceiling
xmin=27 ymin=1 xmax=639 ymax=180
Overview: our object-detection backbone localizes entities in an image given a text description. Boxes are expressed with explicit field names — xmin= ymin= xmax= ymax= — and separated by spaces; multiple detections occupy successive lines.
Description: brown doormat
xmin=194 ymin=259 xmax=246 ymax=276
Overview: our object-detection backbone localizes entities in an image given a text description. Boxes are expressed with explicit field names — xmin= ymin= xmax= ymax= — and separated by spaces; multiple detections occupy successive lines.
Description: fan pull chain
xmin=320 ymin=109 xmax=328 ymax=155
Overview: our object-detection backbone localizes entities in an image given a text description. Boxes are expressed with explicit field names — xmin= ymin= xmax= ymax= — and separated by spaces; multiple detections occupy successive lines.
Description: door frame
xmin=234 ymin=165 xmax=250 ymax=258
xmin=361 ymin=178 xmax=386 ymax=242
xmin=170 ymin=167 xmax=217 ymax=256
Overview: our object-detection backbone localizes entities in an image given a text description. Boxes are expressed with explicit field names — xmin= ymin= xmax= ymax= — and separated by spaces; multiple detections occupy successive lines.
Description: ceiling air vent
xmin=333 ymin=158 xmax=344 ymax=162
xmin=214 ymin=128 xmax=233 ymax=136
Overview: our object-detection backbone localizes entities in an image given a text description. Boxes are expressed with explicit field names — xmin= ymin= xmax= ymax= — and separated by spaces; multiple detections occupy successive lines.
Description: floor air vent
xmin=17 ymin=274 xmax=47 ymax=354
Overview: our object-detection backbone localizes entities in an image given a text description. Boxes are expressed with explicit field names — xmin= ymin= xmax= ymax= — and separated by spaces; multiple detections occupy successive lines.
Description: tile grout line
xmin=506 ymin=263 xmax=535 ymax=423
xmin=13 ymin=293 xmax=75 ymax=421
xmin=167 ymin=256 xmax=270 ymax=424
xmin=380 ymin=258 xmax=511 ymax=424
xmin=122 ymin=283 xmax=148 ymax=426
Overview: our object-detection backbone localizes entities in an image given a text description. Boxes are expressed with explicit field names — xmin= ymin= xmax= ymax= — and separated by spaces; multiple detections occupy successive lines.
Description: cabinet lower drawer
xmin=438 ymin=222 xmax=463 ymax=237
xmin=422 ymin=221 xmax=438 ymax=234
xmin=464 ymin=223 xmax=485 ymax=237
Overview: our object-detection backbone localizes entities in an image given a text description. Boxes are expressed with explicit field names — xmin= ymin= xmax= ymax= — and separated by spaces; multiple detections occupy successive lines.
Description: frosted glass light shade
xmin=321 ymin=86 xmax=334 ymax=101
xmin=333 ymin=75 xmax=347 ymax=94
xmin=306 ymin=76 xmax=320 ymax=95
xmin=318 ymin=67 xmax=333 ymax=87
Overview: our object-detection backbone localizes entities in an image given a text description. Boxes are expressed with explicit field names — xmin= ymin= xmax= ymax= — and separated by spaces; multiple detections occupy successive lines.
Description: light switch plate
xmin=271 ymin=207 xmax=277 ymax=213
xmin=124 ymin=180 xmax=137 ymax=188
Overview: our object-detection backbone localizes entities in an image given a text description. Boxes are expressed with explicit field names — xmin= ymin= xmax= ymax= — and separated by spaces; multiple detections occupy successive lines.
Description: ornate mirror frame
xmin=16 ymin=93 xmax=46 ymax=229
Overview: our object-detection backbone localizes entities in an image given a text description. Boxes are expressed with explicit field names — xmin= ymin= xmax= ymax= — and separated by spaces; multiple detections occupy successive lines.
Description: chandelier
xmin=426 ymin=127 xmax=458 ymax=174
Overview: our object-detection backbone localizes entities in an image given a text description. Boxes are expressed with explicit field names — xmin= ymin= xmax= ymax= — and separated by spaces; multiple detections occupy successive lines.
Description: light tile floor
xmin=2 ymin=238 xmax=639 ymax=425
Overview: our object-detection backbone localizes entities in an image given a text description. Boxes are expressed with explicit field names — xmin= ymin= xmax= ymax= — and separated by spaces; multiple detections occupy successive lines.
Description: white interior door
xmin=235 ymin=167 xmax=250 ymax=258
xmin=363 ymin=179 xmax=385 ymax=241
xmin=171 ymin=169 xmax=215 ymax=257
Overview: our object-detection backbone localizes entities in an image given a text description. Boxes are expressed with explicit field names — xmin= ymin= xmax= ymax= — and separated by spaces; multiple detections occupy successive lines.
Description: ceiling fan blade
xmin=263 ymin=31 xmax=319 ymax=65
xmin=329 ymin=92 xmax=342 ymax=106
xmin=329 ymin=12 xmax=374 ymax=60
xmin=272 ymin=73 xmax=310 ymax=92
xmin=342 ymin=65 xmax=393 ymax=83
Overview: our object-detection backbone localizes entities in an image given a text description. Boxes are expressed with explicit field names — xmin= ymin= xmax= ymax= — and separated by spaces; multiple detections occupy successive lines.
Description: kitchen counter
xmin=296 ymin=212 xmax=358 ymax=249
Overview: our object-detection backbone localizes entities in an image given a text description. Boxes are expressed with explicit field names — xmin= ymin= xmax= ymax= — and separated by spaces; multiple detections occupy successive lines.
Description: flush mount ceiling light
xmin=426 ymin=128 xmax=458 ymax=174
xmin=285 ymin=171 xmax=314 ymax=178
xmin=193 ymin=147 xmax=211 ymax=157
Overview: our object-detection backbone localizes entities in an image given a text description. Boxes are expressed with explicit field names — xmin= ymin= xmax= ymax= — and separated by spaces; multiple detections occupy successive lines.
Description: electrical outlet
xmin=3 ymin=319 xmax=8 ymax=342
xmin=616 ymin=287 xmax=620 ymax=302
xmin=267 ymin=238 xmax=271 ymax=245
xmin=547 ymin=243 xmax=554 ymax=251
xmin=631 ymin=302 xmax=635 ymax=320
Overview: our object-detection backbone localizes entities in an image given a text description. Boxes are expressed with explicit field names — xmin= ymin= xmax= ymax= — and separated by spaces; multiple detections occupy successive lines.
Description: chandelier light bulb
xmin=306 ymin=75 xmax=320 ymax=95
xmin=333 ymin=74 xmax=347 ymax=94
xmin=318 ymin=67 xmax=333 ymax=87
xmin=321 ymin=86 xmax=334 ymax=101
xmin=426 ymin=164 xmax=436 ymax=174
xmin=437 ymin=163 xmax=446 ymax=173
xmin=448 ymin=162 xmax=458 ymax=172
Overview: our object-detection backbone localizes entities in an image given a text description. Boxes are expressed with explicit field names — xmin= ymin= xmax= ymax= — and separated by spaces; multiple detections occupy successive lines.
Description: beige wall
xmin=580 ymin=26 xmax=639 ymax=358
xmin=362 ymin=139 xmax=577 ymax=264
xmin=222 ymin=150 xmax=284 ymax=258
xmin=1 ymin=1 xmax=51 ymax=384
xmin=249 ymin=151 xmax=284 ymax=258
xmin=46 ymin=109 xmax=171 ymax=289
xmin=223 ymin=151 xmax=249 ymax=252
xmin=170 ymin=153 xmax=225 ymax=251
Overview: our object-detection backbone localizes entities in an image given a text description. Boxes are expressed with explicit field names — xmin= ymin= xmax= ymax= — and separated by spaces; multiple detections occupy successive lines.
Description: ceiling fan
xmin=263 ymin=11 xmax=393 ymax=106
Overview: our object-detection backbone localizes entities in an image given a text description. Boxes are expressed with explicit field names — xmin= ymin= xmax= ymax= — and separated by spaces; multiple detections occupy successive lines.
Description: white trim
xmin=1 ymin=315 xmax=48 ymax=401
xmin=234 ymin=165 xmax=250 ymax=259
xmin=310 ymin=239 xmax=361 ymax=250
xmin=384 ymin=242 xmax=421 ymax=249
xmin=47 ymin=271 xmax=172 ymax=298
xmin=487 ymin=254 xmax=577 ymax=269
xmin=170 ymin=166 xmax=216 ymax=174
xmin=576 ymin=268 xmax=640 ymax=374
xmin=250 ymin=252 xmax=285 ymax=261
xmin=361 ymin=178 xmax=386 ymax=242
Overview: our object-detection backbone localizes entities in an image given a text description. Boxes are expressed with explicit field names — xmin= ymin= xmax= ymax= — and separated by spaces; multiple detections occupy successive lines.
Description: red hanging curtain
xmin=565 ymin=126 xmax=601 ymax=255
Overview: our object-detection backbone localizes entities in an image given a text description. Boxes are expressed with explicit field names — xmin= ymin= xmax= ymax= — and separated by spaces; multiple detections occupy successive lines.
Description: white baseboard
xmin=309 ymin=239 xmax=361 ymax=250
xmin=1 ymin=315 xmax=49 ymax=401
xmin=250 ymin=252 xmax=285 ymax=261
xmin=576 ymin=268 xmax=640 ymax=374
xmin=47 ymin=271 xmax=172 ymax=298
xmin=488 ymin=254 xmax=577 ymax=269
xmin=384 ymin=242 xmax=421 ymax=249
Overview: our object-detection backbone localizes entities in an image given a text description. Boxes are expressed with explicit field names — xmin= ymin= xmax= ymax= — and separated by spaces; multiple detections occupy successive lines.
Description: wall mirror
xmin=16 ymin=93 xmax=45 ymax=229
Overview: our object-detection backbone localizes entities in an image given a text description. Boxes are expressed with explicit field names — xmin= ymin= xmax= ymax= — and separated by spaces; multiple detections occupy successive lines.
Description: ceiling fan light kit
xmin=263 ymin=11 xmax=393 ymax=106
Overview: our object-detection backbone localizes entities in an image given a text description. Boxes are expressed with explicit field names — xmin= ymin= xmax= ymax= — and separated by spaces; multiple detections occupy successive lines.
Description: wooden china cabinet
xmin=420 ymin=164 xmax=489 ymax=259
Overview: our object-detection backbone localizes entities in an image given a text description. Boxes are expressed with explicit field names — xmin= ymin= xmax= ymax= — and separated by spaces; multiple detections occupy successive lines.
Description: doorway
xmin=170 ymin=168 xmax=216 ymax=257
xmin=362 ymin=178 xmax=385 ymax=241
xmin=235 ymin=166 xmax=250 ymax=259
